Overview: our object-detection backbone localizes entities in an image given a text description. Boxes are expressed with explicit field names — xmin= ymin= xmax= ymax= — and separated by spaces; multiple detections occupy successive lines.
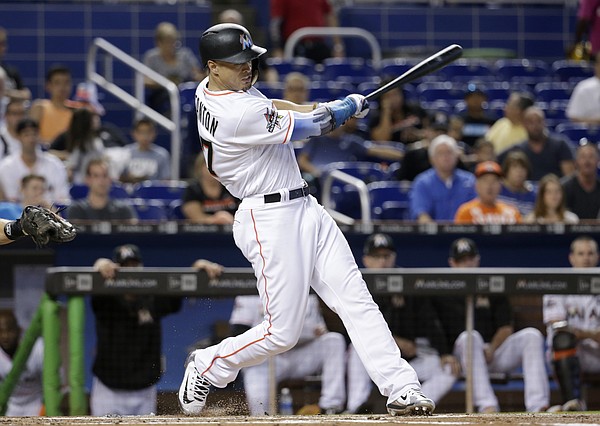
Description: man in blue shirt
xmin=409 ymin=135 xmax=476 ymax=222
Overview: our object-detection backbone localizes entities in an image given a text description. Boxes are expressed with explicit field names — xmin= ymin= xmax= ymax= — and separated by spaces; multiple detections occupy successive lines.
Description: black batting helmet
xmin=199 ymin=23 xmax=266 ymax=85
xmin=199 ymin=23 xmax=266 ymax=67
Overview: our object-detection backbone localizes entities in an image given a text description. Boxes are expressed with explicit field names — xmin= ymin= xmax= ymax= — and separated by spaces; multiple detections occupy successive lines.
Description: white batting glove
xmin=347 ymin=94 xmax=369 ymax=118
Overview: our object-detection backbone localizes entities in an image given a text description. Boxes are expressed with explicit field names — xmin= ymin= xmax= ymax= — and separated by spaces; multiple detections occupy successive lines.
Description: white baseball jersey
xmin=195 ymin=77 xmax=304 ymax=199
xmin=0 ymin=339 xmax=44 ymax=416
xmin=566 ymin=77 xmax=600 ymax=121
xmin=191 ymin=78 xmax=421 ymax=409
xmin=543 ymin=295 xmax=600 ymax=354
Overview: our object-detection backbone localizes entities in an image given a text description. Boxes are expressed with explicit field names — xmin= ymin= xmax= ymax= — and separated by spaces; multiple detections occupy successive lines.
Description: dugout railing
xmin=22 ymin=267 xmax=600 ymax=415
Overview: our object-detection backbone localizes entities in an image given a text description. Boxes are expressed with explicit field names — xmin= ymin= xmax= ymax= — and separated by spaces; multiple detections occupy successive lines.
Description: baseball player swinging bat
xmin=365 ymin=44 xmax=463 ymax=101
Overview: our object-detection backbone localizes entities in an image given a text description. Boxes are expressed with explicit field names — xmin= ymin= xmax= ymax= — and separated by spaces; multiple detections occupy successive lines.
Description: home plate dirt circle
xmin=0 ymin=413 xmax=599 ymax=426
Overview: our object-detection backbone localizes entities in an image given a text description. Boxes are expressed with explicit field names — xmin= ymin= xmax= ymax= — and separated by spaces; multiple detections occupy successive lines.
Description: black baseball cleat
xmin=387 ymin=388 xmax=435 ymax=416
xmin=178 ymin=352 xmax=212 ymax=415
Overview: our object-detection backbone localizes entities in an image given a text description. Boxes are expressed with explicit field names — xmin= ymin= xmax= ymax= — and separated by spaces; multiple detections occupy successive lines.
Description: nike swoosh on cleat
xmin=182 ymin=375 xmax=193 ymax=404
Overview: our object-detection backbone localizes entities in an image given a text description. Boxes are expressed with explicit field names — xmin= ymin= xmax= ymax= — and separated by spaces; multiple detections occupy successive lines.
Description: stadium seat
xmin=555 ymin=123 xmax=600 ymax=148
xmin=179 ymin=81 xmax=198 ymax=114
xmin=417 ymin=81 xmax=466 ymax=106
xmin=253 ymin=81 xmax=285 ymax=99
xmin=69 ymin=183 xmax=130 ymax=200
xmin=438 ymin=59 xmax=495 ymax=83
xmin=129 ymin=199 xmax=168 ymax=221
xmin=320 ymin=57 xmax=376 ymax=86
xmin=551 ymin=60 xmax=593 ymax=83
xmin=168 ymin=199 xmax=186 ymax=220
xmin=494 ymin=59 xmax=551 ymax=87
xmin=368 ymin=181 xmax=411 ymax=221
xmin=265 ymin=57 xmax=316 ymax=78
xmin=534 ymin=82 xmax=574 ymax=103
xmin=131 ymin=180 xmax=188 ymax=203
xmin=308 ymin=81 xmax=354 ymax=102
xmin=483 ymin=82 xmax=512 ymax=102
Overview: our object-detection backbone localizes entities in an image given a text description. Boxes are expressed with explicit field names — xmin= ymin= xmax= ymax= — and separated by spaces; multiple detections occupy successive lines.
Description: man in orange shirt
xmin=454 ymin=161 xmax=521 ymax=224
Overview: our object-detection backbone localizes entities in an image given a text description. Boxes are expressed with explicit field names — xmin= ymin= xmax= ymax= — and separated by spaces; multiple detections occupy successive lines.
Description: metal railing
xmin=283 ymin=27 xmax=382 ymax=69
xmin=86 ymin=37 xmax=181 ymax=179
xmin=321 ymin=170 xmax=372 ymax=225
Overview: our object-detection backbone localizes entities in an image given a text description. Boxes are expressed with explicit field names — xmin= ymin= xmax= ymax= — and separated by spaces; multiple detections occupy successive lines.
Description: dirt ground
xmin=0 ymin=413 xmax=599 ymax=426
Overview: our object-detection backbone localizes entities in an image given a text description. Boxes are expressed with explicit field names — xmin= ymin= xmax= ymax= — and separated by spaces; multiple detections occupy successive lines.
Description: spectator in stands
xmin=143 ymin=22 xmax=203 ymax=115
xmin=90 ymin=244 xmax=223 ymax=416
xmin=498 ymin=106 xmax=575 ymax=181
xmin=119 ymin=118 xmax=170 ymax=184
xmin=498 ymin=151 xmax=536 ymax=216
xmin=0 ymin=118 xmax=70 ymax=205
xmin=561 ymin=141 xmax=600 ymax=220
xmin=394 ymin=111 xmax=450 ymax=181
xmin=269 ymin=0 xmax=345 ymax=63
xmin=345 ymin=233 xmax=460 ymax=414
xmin=369 ymin=82 xmax=428 ymax=145
xmin=566 ymin=53 xmax=600 ymax=125
xmin=0 ymin=99 xmax=27 ymax=159
xmin=230 ymin=294 xmax=347 ymax=415
xmin=485 ymin=92 xmax=533 ymax=155
xmin=524 ymin=174 xmax=578 ymax=224
xmin=283 ymin=72 xmax=310 ymax=106
xmin=181 ymin=154 xmax=238 ymax=225
xmin=29 ymin=65 xmax=73 ymax=146
xmin=434 ymin=238 xmax=550 ymax=413
xmin=0 ymin=27 xmax=31 ymax=101
xmin=464 ymin=138 xmax=496 ymax=173
xmin=0 ymin=174 xmax=50 ymax=220
xmin=543 ymin=235 xmax=600 ymax=412
xmin=49 ymin=108 xmax=105 ymax=184
xmin=0 ymin=310 xmax=43 ymax=416
xmin=454 ymin=161 xmax=521 ymax=224
xmin=409 ymin=134 xmax=476 ymax=223
xmin=460 ymin=84 xmax=497 ymax=148
xmin=66 ymin=158 xmax=137 ymax=222
xmin=571 ymin=0 xmax=600 ymax=58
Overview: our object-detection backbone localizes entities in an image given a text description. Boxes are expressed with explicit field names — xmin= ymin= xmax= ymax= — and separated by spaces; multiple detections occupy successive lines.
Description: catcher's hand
xmin=20 ymin=205 xmax=77 ymax=247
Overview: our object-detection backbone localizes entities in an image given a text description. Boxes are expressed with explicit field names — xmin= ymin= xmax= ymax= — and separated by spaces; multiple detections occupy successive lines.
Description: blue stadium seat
xmin=534 ymin=82 xmax=574 ymax=103
xmin=555 ymin=123 xmax=600 ymax=148
xmin=265 ymin=57 xmax=316 ymax=79
xmin=320 ymin=57 xmax=376 ymax=86
xmin=129 ymin=199 xmax=168 ymax=221
xmin=323 ymin=161 xmax=386 ymax=183
xmin=179 ymin=81 xmax=198 ymax=114
xmin=438 ymin=59 xmax=495 ymax=83
xmin=368 ymin=181 xmax=411 ymax=221
xmin=551 ymin=60 xmax=593 ymax=83
xmin=484 ymin=82 xmax=512 ymax=102
xmin=253 ymin=81 xmax=285 ymax=99
xmin=308 ymin=81 xmax=354 ymax=102
xmin=131 ymin=180 xmax=188 ymax=203
xmin=357 ymin=81 xmax=380 ymax=96
xmin=381 ymin=58 xmax=418 ymax=79
xmin=416 ymin=81 xmax=466 ymax=106
xmin=168 ymin=199 xmax=186 ymax=220
xmin=495 ymin=59 xmax=551 ymax=87
xmin=69 ymin=183 xmax=130 ymax=200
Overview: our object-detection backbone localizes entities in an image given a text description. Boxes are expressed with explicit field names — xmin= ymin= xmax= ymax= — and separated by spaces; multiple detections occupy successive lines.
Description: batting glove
xmin=347 ymin=94 xmax=369 ymax=118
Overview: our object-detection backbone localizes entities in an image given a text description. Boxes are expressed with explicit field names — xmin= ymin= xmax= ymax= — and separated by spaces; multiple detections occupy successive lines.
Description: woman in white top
xmin=524 ymin=173 xmax=579 ymax=224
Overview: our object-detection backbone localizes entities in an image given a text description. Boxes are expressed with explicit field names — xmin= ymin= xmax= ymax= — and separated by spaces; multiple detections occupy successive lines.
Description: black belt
xmin=264 ymin=186 xmax=309 ymax=203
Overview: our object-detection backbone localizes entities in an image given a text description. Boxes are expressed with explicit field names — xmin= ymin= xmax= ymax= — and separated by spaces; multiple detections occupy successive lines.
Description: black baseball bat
xmin=365 ymin=44 xmax=463 ymax=101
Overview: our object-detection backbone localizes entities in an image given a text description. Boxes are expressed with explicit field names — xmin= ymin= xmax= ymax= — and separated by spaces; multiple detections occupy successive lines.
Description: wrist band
xmin=4 ymin=220 xmax=25 ymax=241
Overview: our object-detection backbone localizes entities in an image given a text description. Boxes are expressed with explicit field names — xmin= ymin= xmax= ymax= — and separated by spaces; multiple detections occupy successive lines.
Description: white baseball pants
xmin=454 ymin=328 xmax=549 ymax=412
xmin=193 ymin=195 xmax=420 ymax=404
xmin=90 ymin=376 xmax=157 ymax=415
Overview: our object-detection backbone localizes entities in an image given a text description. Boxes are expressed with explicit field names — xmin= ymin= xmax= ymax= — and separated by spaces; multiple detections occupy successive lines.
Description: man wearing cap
xmin=90 ymin=245 xmax=222 ymax=416
xmin=430 ymin=238 xmax=549 ymax=413
xmin=454 ymin=160 xmax=521 ymax=224
xmin=345 ymin=233 xmax=460 ymax=413
xmin=409 ymin=134 xmax=476 ymax=223
xmin=460 ymin=85 xmax=497 ymax=148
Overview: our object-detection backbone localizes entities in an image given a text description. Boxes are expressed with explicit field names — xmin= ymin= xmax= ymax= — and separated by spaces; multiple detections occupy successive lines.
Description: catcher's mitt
xmin=20 ymin=206 xmax=77 ymax=247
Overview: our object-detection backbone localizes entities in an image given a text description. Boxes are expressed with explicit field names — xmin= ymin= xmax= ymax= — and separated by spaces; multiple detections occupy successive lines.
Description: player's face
xmin=209 ymin=60 xmax=253 ymax=92
xmin=363 ymin=249 xmax=396 ymax=269
xmin=569 ymin=241 xmax=599 ymax=268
